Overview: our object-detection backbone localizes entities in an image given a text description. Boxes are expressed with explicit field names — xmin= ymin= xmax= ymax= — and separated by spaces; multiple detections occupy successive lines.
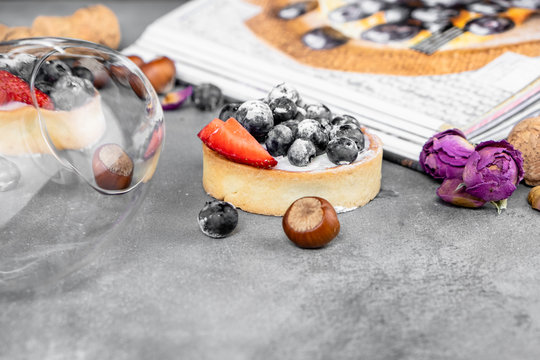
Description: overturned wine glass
xmin=0 ymin=38 xmax=164 ymax=293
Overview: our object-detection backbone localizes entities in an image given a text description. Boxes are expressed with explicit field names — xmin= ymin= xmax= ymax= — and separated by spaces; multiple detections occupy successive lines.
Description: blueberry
xmin=302 ymin=26 xmax=349 ymax=50
xmin=266 ymin=82 xmax=300 ymax=104
xmin=71 ymin=66 xmax=94 ymax=82
xmin=50 ymin=75 xmax=94 ymax=111
xmin=328 ymin=3 xmax=368 ymax=23
xmin=278 ymin=1 xmax=317 ymax=20
xmin=36 ymin=60 xmax=72 ymax=85
xmin=198 ymin=200 xmax=238 ymax=238
xmin=305 ymin=103 xmax=332 ymax=130
xmin=287 ymin=138 xmax=316 ymax=167
xmin=330 ymin=124 xmax=365 ymax=151
xmin=269 ymin=97 xmax=297 ymax=124
xmin=465 ymin=16 xmax=514 ymax=36
xmin=218 ymin=102 xmax=242 ymax=121
xmin=265 ymin=124 xmax=295 ymax=157
xmin=361 ymin=23 xmax=421 ymax=43
xmin=280 ymin=119 xmax=300 ymax=138
xmin=235 ymin=100 xmax=274 ymax=142
xmin=331 ymin=114 xmax=361 ymax=128
xmin=326 ymin=137 xmax=359 ymax=165
xmin=191 ymin=83 xmax=223 ymax=111
xmin=297 ymin=119 xmax=329 ymax=155
xmin=294 ymin=107 xmax=306 ymax=121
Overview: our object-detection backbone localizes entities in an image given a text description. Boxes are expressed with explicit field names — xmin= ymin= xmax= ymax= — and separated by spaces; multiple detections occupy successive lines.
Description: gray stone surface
xmin=2 ymin=1 xmax=540 ymax=359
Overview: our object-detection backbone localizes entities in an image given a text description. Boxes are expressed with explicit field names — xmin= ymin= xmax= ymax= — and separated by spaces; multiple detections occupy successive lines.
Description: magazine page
xmin=124 ymin=0 xmax=540 ymax=166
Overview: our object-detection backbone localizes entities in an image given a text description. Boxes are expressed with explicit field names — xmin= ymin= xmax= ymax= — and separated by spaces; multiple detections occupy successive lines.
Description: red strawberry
xmin=143 ymin=123 xmax=164 ymax=160
xmin=198 ymin=117 xmax=277 ymax=168
xmin=0 ymin=70 xmax=54 ymax=110
xmin=197 ymin=118 xmax=224 ymax=142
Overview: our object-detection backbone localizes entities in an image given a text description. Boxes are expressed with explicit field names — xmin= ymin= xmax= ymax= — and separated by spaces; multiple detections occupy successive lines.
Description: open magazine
xmin=124 ymin=0 xmax=540 ymax=169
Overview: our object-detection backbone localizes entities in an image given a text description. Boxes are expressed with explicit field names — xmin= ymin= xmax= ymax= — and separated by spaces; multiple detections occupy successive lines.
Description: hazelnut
xmin=92 ymin=143 xmax=133 ymax=190
xmin=127 ymin=55 xmax=145 ymax=67
xmin=140 ymin=56 xmax=176 ymax=94
xmin=528 ymin=186 xmax=540 ymax=211
xmin=109 ymin=64 xmax=131 ymax=87
xmin=282 ymin=196 xmax=340 ymax=248
xmin=508 ymin=116 xmax=540 ymax=186
xmin=128 ymin=73 xmax=148 ymax=100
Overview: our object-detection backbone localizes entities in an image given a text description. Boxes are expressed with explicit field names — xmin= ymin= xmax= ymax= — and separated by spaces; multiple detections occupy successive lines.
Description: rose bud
xmin=419 ymin=129 xmax=475 ymax=180
xmin=463 ymin=140 xmax=524 ymax=203
xmin=436 ymin=178 xmax=486 ymax=208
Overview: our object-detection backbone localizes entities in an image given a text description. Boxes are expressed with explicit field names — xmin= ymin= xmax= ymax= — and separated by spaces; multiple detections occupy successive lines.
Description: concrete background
xmin=1 ymin=1 xmax=540 ymax=359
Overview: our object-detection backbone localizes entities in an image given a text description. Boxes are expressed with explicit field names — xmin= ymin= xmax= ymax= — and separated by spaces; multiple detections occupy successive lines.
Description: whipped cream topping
xmin=272 ymin=135 xmax=372 ymax=172
xmin=0 ymin=101 xmax=30 ymax=111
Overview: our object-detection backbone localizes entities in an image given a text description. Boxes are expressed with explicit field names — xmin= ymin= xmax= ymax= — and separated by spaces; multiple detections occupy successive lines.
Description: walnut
xmin=1 ymin=5 xmax=121 ymax=49
xmin=508 ymin=116 xmax=540 ymax=186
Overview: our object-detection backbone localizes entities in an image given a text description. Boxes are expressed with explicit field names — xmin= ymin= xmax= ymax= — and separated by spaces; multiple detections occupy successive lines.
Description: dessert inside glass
xmin=0 ymin=38 xmax=164 ymax=293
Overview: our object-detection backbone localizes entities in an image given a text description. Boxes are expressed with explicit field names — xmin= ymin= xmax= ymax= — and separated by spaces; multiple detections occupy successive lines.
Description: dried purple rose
xmin=419 ymin=129 xmax=475 ymax=180
xmin=436 ymin=178 xmax=486 ymax=208
xmin=462 ymin=140 xmax=524 ymax=203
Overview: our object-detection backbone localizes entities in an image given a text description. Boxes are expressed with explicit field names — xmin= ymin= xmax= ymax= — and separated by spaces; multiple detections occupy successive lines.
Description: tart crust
xmin=202 ymin=129 xmax=383 ymax=216
xmin=0 ymin=94 xmax=106 ymax=155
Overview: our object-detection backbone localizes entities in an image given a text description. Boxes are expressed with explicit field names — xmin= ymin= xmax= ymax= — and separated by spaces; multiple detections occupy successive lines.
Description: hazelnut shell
xmin=508 ymin=116 xmax=540 ymax=186
xmin=127 ymin=55 xmax=145 ymax=68
xmin=92 ymin=143 xmax=134 ymax=190
xmin=528 ymin=186 xmax=540 ymax=211
xmin=140 ymin=56 xmax=176 ymax=94
xmin=282 ymin=196 xmax=340 ymax=248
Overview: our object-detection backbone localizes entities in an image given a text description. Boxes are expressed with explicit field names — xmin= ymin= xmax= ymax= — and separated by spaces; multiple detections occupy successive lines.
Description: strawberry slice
xmin=198 ymin=117 xmax=277 ymax=168
xmin=0 ymin=70 xmax=54 ymax=110
xmin=197 ymin=118 xmax=224 ymax=142
xmin=143 ymin=123 xmax=164 ymax=160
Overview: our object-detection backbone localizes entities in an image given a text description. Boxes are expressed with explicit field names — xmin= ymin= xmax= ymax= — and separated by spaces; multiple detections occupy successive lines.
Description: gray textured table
xmin=1 ymin=1 xmax=540 ymax=359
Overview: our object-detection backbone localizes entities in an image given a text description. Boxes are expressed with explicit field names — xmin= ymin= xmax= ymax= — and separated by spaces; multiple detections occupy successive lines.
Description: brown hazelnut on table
xmin=282 ymin=196 xmax=340 ymax=249
xmin=140 ymin=56 xmax=176 ymax=94
xmin=508 ymin=116 xmax=540 ymax=186
xmin=528 ymin=186 xmax=540 ymax=211
xmin=127 ymin=55 xmax=145 ymax=68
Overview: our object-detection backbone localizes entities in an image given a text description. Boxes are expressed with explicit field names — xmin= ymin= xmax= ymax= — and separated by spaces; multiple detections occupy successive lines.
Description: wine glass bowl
xmin=0 ymin=38 xmax=164 ymax=293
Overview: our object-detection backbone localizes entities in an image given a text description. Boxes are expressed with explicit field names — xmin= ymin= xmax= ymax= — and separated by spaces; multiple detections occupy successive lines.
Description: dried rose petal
xmin=161 ymin=86 xmax=192 ymax=111
xmin=436 ymin=178 xmax=486 ymax=208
